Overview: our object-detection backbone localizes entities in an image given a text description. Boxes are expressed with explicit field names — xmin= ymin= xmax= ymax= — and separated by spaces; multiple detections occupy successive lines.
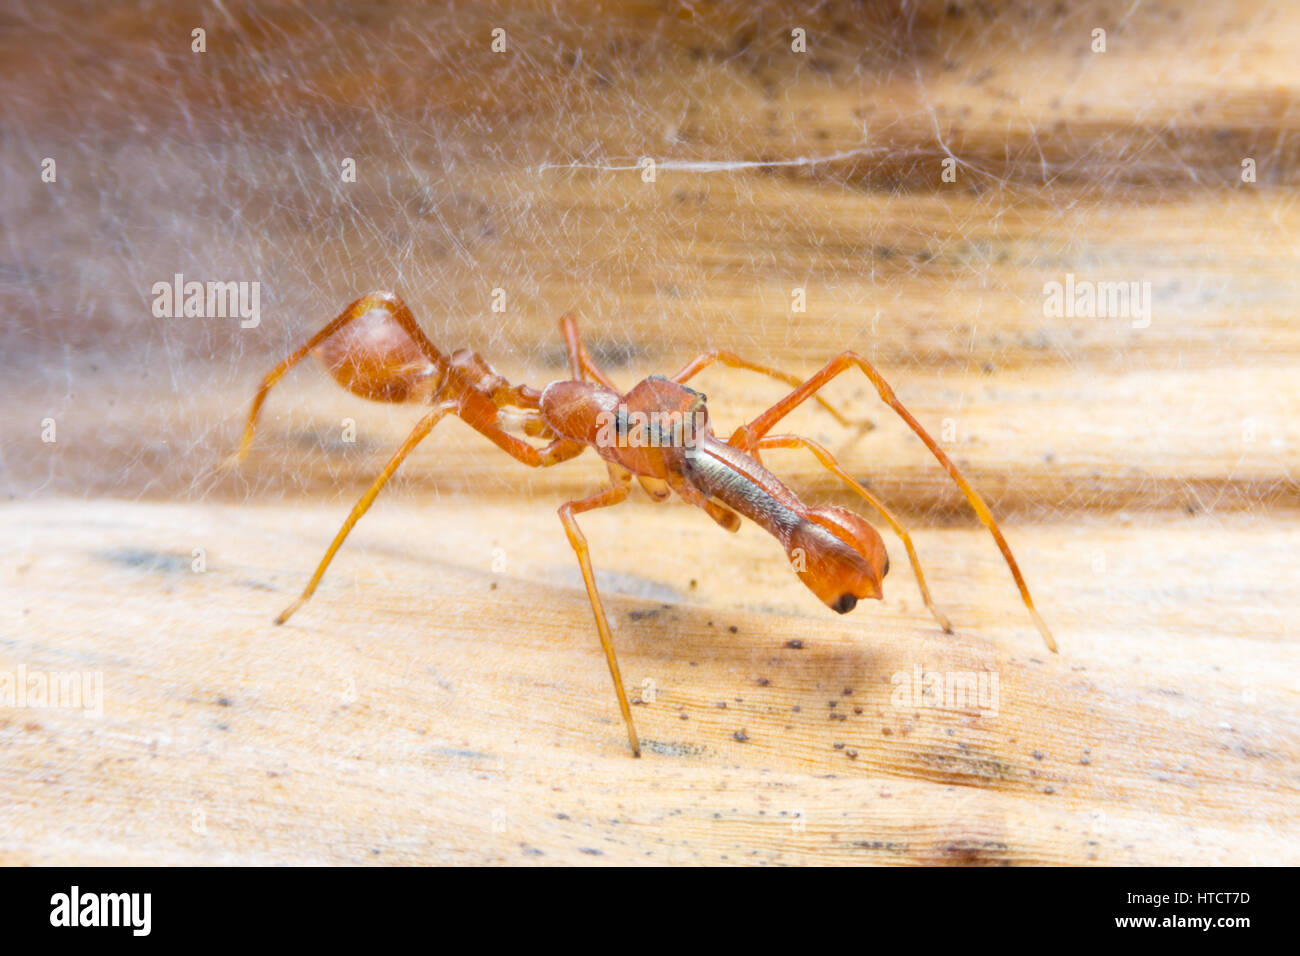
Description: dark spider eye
xmin=832 ymin=593 xmax=858 ymax=614
xmin=883 ymin=554 xmax=890 ymax=577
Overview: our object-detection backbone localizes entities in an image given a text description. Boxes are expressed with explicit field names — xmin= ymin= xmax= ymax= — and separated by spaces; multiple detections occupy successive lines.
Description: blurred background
xmin=4 ymin=0 xmax=1297 ymax=516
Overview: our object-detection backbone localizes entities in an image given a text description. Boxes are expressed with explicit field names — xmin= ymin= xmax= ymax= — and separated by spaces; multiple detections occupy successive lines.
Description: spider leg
xmin=557 ymin=465 xmax=640 ymax=756
xmin=559 ymin=313 xmax=619 ymax=389
xmin=463 ymin=416 xmax=588 ymax=468
xmin=226 ymin=291 xmax=451 ymax=467
xmin=275 ymin=400 xmax=458 ymax=625
xmin=735 ymin=352 xmax=1057 ymax=653
xmin=669 ymin=350 xmax=870 ymax=433
xmin=275 ymin=407 xmax=588 ymax=625
xmin=756 ymin=434 xmax=953 ymax=634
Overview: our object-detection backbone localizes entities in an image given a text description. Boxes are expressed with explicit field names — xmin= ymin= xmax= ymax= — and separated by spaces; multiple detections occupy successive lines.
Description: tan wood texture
xmin=1 ymin=0 xmax=1297 ymax=864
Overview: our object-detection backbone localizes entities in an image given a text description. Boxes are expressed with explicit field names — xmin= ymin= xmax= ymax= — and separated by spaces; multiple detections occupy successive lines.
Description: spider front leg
xmin=557 ymin=465 xmax=640 ymax=757
xmin=670 ymin=349 xmax=873 ymax=436
xmin=736 ymin=352 xmax=1057 ymax=653
xmin=559 ymin=313 xmax=619 ymax=389
xmin=756 ymin=434 xmax=953 ymax=634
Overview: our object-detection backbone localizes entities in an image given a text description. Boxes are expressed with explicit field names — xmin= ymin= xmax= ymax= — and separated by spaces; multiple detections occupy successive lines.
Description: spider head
xmin=786 ymin=506 xmax=890 ymax=613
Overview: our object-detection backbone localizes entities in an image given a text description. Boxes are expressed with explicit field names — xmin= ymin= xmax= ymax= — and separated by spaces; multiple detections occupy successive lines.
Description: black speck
xmin=733 ymin=729 xmax=749 ymax=742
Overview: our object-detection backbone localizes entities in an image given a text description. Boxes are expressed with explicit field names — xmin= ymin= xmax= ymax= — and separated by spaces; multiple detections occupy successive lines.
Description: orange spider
xmin=229 ymin=292 xmax=1057 ymax=756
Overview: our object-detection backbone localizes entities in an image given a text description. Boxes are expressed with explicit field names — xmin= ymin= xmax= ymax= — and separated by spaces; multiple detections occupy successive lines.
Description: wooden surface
xmin=2 ymin=0 xmax=1299 ymax=865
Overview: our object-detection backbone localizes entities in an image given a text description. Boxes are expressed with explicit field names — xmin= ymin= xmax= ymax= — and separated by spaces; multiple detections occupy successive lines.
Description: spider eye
xmin=883 ymin=554 xmax=890 ymax=577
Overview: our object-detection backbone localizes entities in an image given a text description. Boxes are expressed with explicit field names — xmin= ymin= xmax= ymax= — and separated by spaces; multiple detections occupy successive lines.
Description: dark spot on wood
xmin=95 ymin=548 xmax=190 ymax=573
xmin=640 ymin=739 xmax=708 ymax=757
xmin=852 ymin=840 xmax=909 ymax=853
xmin=939 ymin=839 xmax=1012 ymax=864
xmin=733 ymin=729 xmax=749 ymax=742
xmin=235 ymin=579 xmax=275 ymax=591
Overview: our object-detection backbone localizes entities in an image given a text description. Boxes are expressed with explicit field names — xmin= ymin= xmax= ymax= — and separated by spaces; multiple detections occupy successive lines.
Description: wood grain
xmin=2 ymin=0 xmax=1298 ymax=865
xmin=2 ymin=499 xmax=1295 ymax=865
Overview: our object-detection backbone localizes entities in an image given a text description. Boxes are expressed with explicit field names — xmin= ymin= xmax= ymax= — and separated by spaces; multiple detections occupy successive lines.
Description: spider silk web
xmin=1 ymin=0 xmax=1297 ymax=528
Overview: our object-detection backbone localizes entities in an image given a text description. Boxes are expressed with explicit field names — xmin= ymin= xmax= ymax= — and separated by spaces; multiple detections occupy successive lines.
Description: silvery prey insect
xmin=228 ymin=292 xmax=1057 ymax=756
